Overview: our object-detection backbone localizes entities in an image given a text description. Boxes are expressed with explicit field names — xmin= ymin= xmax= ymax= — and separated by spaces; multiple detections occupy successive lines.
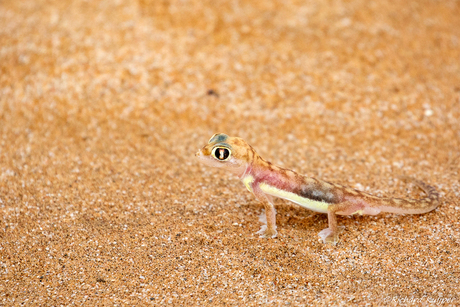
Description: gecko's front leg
xmin=253 ymin=188 xmax=278 ymax=238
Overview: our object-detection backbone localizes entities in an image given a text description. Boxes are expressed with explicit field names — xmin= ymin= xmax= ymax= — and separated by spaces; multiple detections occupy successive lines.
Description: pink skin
xmin=196 ymin=134 xmax=440 ymax=244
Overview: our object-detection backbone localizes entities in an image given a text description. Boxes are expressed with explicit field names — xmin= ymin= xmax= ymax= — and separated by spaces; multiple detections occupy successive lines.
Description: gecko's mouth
xmin=195 ymin=151 xmax=226 ymax=168
xmin=195 ymin=150 xmax=210 ymax=164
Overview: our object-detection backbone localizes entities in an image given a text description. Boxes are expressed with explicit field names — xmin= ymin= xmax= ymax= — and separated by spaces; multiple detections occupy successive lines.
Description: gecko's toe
xmin=255 ymin=225 xmax=267 ymax=236
xmin=318 ymin=228 xmax=332 ymax=242
xmin=318 ymin=228 xmax=339 ymax=245
xmin=255 ymin=225 xmax=277 ymax=238
xmin=267 ymin=230 xmax=278 ymax=238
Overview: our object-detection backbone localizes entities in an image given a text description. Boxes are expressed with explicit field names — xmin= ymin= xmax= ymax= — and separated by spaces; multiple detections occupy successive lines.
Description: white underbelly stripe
xmin=259 ymin=183 xmax=329 ymax=213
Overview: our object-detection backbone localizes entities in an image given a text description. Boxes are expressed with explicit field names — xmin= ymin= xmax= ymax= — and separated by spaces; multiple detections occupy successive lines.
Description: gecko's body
xmin=196 ymin=133 xmax=439 ymax=244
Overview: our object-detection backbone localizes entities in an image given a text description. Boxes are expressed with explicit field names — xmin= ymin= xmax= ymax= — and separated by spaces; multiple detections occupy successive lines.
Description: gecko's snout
xmin=195 ymin=150 xmax=202 ymax=157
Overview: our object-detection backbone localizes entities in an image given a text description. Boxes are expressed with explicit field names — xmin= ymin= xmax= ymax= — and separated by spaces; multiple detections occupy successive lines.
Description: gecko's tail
xmin=379 ymin=177 xmax=439 ymax=214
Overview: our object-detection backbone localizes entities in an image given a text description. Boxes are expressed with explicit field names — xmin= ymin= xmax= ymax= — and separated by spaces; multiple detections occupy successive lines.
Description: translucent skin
xmin=196 ymin=134 xmax=439 ymax=244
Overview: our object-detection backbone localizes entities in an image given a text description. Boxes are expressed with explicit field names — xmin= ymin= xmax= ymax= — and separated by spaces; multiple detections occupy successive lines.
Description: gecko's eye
xmin=212 ymin=147 xmax=231 ymax=161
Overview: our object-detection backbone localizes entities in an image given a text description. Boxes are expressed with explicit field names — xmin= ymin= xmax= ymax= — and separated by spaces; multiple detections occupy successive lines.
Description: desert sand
xmin=1 ymin=0 xmax=459 ymax=305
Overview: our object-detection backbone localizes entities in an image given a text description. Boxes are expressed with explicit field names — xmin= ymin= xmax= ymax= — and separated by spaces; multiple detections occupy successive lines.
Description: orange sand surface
xmin=1 ymin=0 xmax=459 ymax=305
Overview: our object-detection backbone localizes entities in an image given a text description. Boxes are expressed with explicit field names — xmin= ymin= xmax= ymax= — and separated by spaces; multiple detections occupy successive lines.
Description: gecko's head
xmin=195 ymin=133 xmax=252 ymax=176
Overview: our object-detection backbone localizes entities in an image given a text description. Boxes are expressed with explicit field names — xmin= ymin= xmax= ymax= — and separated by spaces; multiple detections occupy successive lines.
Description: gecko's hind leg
xmin=319 ymin=201 xmax=362 ymax=245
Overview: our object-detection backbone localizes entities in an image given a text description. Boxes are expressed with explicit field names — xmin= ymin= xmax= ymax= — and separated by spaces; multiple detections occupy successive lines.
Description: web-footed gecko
xmin=196 ymin=133 xmax=439 ymax=244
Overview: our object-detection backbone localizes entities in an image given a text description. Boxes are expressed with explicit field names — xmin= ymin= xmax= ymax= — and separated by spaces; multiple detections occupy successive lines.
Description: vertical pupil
xmin=217 ymin=148 xmax=229 ymax=160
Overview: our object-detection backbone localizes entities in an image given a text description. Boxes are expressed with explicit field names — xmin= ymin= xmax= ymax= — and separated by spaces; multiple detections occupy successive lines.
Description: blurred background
xmin=1 ymin=0 xmax=459 ymax=304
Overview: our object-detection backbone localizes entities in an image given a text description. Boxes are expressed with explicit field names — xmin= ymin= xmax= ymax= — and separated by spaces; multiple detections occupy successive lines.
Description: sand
xmin=1 ymin=0 xmax=459 ymax=305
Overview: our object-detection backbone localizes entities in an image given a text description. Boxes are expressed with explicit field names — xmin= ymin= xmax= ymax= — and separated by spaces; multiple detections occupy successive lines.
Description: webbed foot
xmin=318 ymin=228 xmax=339 ymax=245
xmin=256 ymin=225 xmax=278 ymax=238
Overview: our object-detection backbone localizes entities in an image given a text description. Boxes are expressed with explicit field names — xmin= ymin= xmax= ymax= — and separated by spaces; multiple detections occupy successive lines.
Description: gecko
xmin=195 ymin=133 xmax=439 ymax=244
